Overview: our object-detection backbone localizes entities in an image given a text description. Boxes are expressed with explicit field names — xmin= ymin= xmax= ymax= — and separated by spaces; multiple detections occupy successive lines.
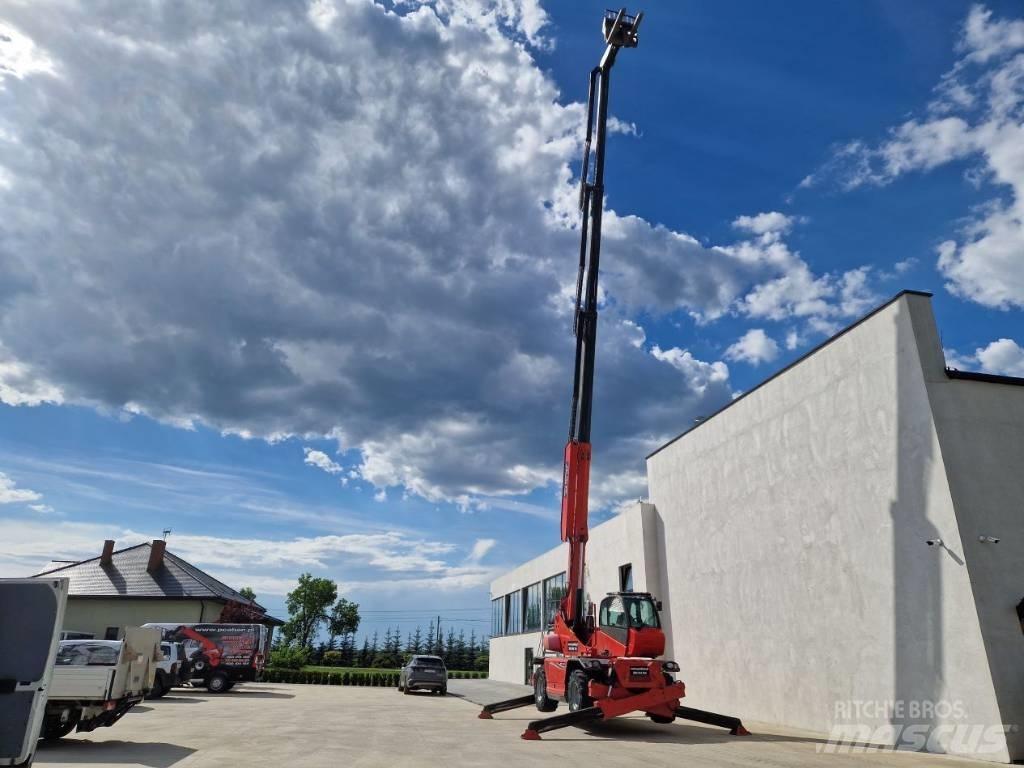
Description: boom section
xmin=560 ymin=8 xmax=641 ymax=635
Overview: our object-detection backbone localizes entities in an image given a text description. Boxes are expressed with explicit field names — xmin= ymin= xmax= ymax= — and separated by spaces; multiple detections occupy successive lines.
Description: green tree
xmin=239 ymin=586 xmax=257 ymax=601
xmin=327 ymin=598 xmax=360 ymax=648
xmin=409 ymin=626 xmax=423 ymax=656
xmin=358 ymin=637 xmax=372 ymax=667
xmin=282 ymin=573 xmax=338 ymax=649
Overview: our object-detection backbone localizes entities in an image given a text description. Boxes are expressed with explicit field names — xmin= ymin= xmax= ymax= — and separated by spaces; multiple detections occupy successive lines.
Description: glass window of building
xmin=543 ymin=572 xmax=567 ymax=627
xmin=523 ymin=582 xmax=542 ymax=631
xmin=504 ymin=590 xmax=522 ymax=634
xmin=491 ymin=597 xmax=504 ymax=637
xmin=619 ymin=562 xmax=633 ymax=592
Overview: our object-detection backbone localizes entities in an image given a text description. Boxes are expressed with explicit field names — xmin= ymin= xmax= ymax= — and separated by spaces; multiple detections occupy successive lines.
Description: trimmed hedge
xmin=262 ymin=669 xmax=488 ymax=686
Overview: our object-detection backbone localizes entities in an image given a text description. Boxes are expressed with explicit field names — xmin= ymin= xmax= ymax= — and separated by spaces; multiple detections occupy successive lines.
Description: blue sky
xmin=1 ymin=1 xmax=1022 ymax=643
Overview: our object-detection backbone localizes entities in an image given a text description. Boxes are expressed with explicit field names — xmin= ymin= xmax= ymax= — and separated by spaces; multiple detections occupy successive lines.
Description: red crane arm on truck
xmin=169 ymin=626 xmax=222 ymax=668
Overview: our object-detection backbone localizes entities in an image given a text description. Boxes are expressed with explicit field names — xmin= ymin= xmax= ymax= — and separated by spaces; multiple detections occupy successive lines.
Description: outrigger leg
xmin=478 ymin=694 xmax=535 ymax=719
xmin=675 ymin=705 xmax=750 ymax=736
xmin=522 ymin=707 xmax=603 ymax=740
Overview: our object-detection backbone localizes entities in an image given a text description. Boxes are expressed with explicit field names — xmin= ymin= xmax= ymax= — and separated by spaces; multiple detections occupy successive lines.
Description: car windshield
xmin=56 ymin=641 xmax=121 ymax=666
xmin=413 ymin=657 xmax=444 ymax=668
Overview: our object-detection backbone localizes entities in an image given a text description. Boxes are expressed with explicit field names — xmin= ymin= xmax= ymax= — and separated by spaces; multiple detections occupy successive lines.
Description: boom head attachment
xmin=602 ymin=8 xmax=643 ymax=49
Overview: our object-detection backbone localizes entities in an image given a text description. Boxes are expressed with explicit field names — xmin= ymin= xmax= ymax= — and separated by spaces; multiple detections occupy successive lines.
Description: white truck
xmin=41 ymin=627 xmax=161 ymax=741
xmin=147 ymin=640 xmax=189 ymax=699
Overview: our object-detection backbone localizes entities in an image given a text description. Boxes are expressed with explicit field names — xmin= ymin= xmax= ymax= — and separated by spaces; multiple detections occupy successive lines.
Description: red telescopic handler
xmin=478 ymin=9 xmax=750 ymax=742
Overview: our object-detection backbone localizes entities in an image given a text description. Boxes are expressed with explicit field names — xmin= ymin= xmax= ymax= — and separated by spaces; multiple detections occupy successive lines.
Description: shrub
xmin=270 ymin=646 xmax=309 ymax=670
xmin=322 ymin=650 xmax=344 ymax=667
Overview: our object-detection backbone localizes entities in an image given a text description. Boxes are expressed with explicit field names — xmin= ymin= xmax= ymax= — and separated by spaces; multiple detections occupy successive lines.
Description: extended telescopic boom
xmin=560 ymin=8 xmax=643 ymax=636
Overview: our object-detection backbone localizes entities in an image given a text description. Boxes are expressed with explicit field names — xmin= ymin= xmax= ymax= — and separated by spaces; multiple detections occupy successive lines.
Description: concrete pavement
xmin=33 ymin=682 xmax=993 ymax=768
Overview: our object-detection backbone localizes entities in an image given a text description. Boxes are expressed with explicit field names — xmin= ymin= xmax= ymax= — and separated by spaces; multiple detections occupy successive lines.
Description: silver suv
xmin=398 ymin=655 xmax=447 ymax=695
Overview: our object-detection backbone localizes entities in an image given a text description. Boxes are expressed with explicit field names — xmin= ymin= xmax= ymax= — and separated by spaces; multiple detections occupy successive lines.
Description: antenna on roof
xmin=162 ymin=528 xmax=172 ymax=541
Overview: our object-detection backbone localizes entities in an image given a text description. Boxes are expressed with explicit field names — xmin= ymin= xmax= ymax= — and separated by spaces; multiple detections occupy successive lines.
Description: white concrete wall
xmin=646 ymin=293 xmax=1013 ymax=763
xmin=924 ymin=369 xmax=1024 ymax=758
xmin=488 ymin=502 xmax=661 ymax=684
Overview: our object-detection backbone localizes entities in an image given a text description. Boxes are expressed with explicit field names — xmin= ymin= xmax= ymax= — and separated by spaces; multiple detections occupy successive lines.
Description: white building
xmin=488 ymin=291 xmax=1024 ymax=764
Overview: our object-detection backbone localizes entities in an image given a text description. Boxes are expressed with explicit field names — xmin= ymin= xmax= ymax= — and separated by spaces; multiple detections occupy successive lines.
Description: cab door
xmin=593 ymin=595 xmax=628 ymax=656
xmin=0 ymin=577 xmax=68 ymax=766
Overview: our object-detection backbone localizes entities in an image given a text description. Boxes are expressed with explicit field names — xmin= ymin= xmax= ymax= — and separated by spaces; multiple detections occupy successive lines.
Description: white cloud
xmin=649 ymin=347 xmax=729 ymax=393
xmin=960 ymin=5 xmax=1024 ymax=63
xmin=0 ymin=517 xmax=499 ymax=595
xmin=0 ymin=1 xmax=876 ymax=513
xmin=810 ymin=5 xmax=1024 ymax=310
xmin=0 ymin=471 xmax=41 ymax=504
xmin=28 ymin=503 xmax=55 ymax=514
xmin=732 ymin=211 xmax=794 ymax=236
xmin=724 ymin=328 xmax=780 ymax=366
xmin=303 ymin=447 xmax=344 ymax=475
xmin=607 ymin=116 xmax=639 ymax=136
xmin=0 ymin=355 xmax=63 ymax=407
xmin=0 ymin=21 xmax=56 ymax=82
xmin=466 ymin=538 xmax=495 ymax=563
xmin=975 ymin=337 xmax=1024 ymax=376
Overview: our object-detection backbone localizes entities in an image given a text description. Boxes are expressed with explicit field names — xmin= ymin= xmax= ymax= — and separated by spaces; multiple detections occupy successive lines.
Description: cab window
xmin=625 ymin=597 xmax=660 ymax=629
xmin=599 ymin=596 xmax=627 ymax=629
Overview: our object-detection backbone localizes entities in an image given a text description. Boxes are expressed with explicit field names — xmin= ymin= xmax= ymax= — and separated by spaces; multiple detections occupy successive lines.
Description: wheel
xmin=42 ymin=711 xmax=79 ymax=741
xmin=206 ymin=672 xmax=230 ymax=693
xmin=146 ymin=674 xmax=165 ymax=700
xmin=566 ymin=670 xmax=593 ymax=713
xmin=403 ymin=682 xmax=412 ymax=695
xmin=533 ymin=669 xmax=558 ymax=712
xmin=439 ymin=687 xmax=447 ymax=696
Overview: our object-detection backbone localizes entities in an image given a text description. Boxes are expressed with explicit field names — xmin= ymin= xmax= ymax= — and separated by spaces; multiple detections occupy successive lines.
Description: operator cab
xmin=594 ymin=591 xmax=665 ymax=658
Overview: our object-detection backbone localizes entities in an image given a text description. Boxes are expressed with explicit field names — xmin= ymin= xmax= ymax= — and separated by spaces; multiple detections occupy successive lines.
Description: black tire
xmin=648 ymin=670 xmax=677 ymax=723
xmin=223 ymin=680 xmax=235 ymax=691
xmin=146 ymin=673 xmax=165 ymax=700
xmin=533 ymin=669 xmax=558 ymax=712
xmin=439 ymin=687 xmax=447 ymax=696
xmin=566 ymin=670 xmax=593 ymax=713
xmin=42 ymin=711 xmax=79 ymax=741
xmin=207 ymin=672 xmax=230 ymax=693
xmin=403 ymin=683 xmax=412 ymax=695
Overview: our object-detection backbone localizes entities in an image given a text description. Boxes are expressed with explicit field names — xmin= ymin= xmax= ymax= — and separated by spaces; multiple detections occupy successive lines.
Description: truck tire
xmin=533 ymin=669 xmax=558 ymax=712
xmin=42 ymin=711 xmax=79 ymax=741
xmin=566 ymin=670 xmax=593 ymax=713
xmin=146 ymin=673 xmax=165 ymax=700
xmin=207 ymin=672 xmax=230 ymax=693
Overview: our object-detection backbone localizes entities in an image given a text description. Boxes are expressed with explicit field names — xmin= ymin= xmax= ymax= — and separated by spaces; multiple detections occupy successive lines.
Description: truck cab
xmin=593 ymin=592 xmax=665 ymax=658
xmin=148 ymin=641 xmax=189 ymax=699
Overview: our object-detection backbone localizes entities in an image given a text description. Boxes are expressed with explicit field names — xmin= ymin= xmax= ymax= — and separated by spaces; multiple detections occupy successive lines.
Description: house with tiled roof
xmin=35 ymin=539 xmax=283 ymax=640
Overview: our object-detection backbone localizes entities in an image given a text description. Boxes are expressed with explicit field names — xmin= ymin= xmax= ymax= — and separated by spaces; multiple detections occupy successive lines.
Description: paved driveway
xmin=33 ymin=681 xmax=987 ymax=768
